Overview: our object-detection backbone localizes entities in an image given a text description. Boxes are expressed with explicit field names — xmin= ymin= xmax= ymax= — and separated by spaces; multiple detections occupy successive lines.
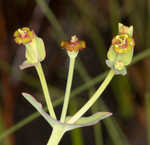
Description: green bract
xmin=106 ymin=23 xmax=135 ymax=75
xmin=25 ymin=37 xmax=46 ymax=64
xmin=22 ymin=93 xmax=112 ymax=131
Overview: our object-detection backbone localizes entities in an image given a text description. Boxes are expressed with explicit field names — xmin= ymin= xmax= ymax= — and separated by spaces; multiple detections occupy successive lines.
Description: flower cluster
xmin=106 ymin=23 xmax=135 ymax=75
xmin=14 ymin=27 xmax=45 ymax=69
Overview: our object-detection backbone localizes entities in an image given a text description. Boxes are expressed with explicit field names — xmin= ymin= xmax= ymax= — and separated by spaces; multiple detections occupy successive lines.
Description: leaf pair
xmin=22 ymin=93 xmax=112 ymax=132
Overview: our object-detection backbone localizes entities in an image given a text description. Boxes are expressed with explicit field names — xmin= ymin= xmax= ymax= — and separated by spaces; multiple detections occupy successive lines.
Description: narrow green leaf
xmin=22 ymin=92 xmax=56 ymax=127
xmin=66 ymin=112 xmax=112 ymax=127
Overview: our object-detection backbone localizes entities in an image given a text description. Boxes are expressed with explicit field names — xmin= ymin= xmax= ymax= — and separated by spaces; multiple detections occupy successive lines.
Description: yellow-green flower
xmin=114 ymin=61 xmax=124 ymax=70
xmin=14 ymin=27 xmax=34 ymax=45
xmin=106 ymin=23 xmax=135 ymax=75
xmin=14 ymin=27 xmax=46 ymax=69
xmin=61 ymin=35 xmax=86 ymax=52
xmin=112 ymin=34 xmax=135 ymax=54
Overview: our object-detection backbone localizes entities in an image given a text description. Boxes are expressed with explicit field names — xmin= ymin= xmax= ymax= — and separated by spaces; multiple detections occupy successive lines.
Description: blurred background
xmin=0 ymin=0 xmax=150 ymax=145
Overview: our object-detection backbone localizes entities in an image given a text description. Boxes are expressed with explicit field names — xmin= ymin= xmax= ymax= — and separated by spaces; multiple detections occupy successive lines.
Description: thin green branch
xmin=145 ymin=92 xmax=150 ymax=145
xmin=77 ymin=61 xmax=103 ymax=145
xmin=69 ymin=99 xmax=84 ymax=145
xmin=67 ymin=70 xmax=115 ymax=124
xmin=131 ymin=48 xmax=150 ymax=65
xmin=35 ymin=63 xmax=56 ymax=119
xmin=60 ymin=57 xmax=76 ymax=122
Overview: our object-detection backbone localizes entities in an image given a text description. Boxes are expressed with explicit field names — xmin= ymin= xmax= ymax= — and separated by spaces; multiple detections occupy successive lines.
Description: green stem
xmin=69 ymin=98 xmax=84 ymax=145
xmin=60 ymin=57 xmax=76 ymax=122
xmin=67 ymin=69 xmax=114 ymax=124
xmin=35 ymin=63 xmax=56 ymax=119
xmin=47 ymin=127 xmax=65 ymax=145
xmin=145 ymin=92 xmax=150 ymax=145
xmin=77 ymin=61 xmax=103 ymax=145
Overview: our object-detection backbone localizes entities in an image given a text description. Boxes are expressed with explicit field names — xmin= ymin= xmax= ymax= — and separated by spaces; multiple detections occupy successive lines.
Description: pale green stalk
xmin=60 ymin=57 xmax=76 ymax=122
xmin=47 ymin=127 xmax=65 ymax=145
xmin=92 ymin=104 xmax=103 ymax=145
xmin=35 ymin=63 xmax=56 ymax=119
xmin=69 ymin=99 xmax=84 ymax=145
xmin=145 ymin=92 xmax=150 ymax=145
xmin=77 ymin=61 xmax=103 ymax=145
xmin=67 ymin=69 xmax=115 ymax=124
